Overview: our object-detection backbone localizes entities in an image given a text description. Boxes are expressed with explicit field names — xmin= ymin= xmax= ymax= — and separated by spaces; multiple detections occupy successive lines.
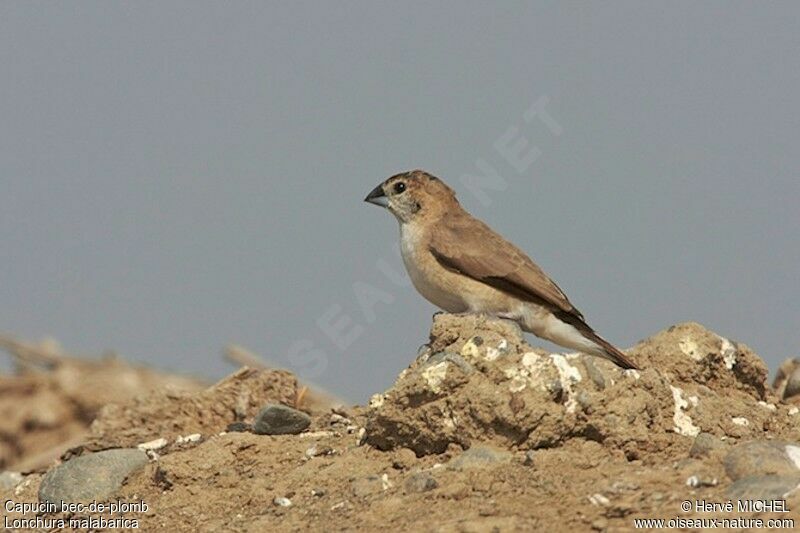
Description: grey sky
xmin=1 ymin=2 xmax=798 ymax=402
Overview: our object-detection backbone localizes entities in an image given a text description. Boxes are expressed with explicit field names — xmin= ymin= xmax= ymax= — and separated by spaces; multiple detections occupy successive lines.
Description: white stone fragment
xmin=669 ymin=385 xmax=700 ymax=437
xmin=718 ymin=336 xmax=737 ymax=369
xmin=785 ymin=445 xmax=800 ymax=470
xmin=757 ymin=401 xmax=777 ymax=411
xmin=292 ymin=431 xmax=333 ymax=439
xmin=521 ymin=352 xmax=542 ymax=368
xmin=460 ymin=337 xmax=482 ymax=359
xmin=731 ymin=417 xmax=750 ymax=426
xmin=421 ymin=361 xmax=449 ymax=393
xmin=15 ymin=477 xmax=32 ymax=496
xmin=329 ymin=413 xmax=351 ymax=425
xmin=485 ymin=339 xmax=507 ymax=361
xmin=589 ymin=493 xmax=610 ymax=506
xmin=679 ymin=338 xmax=701 ymax=360
xmin=369 ymin=393 xmax=385 ymax=409
xmin=550 ymin=353 xmax=583 ymax=414
xmin=789 ymin=407 xmax=799 ymax=416
xmin=686 ymin=475 xmax=717 ymax=488
xmin=273 ymin=497 xmax=292 ymax=507
xmin=137 ymin=438 xmax=168 ymax=451
xmin=176 ymin=433 xmax=202 ymax=444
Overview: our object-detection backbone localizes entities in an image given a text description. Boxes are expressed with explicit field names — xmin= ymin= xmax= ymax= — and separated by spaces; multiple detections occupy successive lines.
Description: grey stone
xmin=422 ymin=352 xmax=473 ymax=375
xmin=727 ymin=474 xmax=800 ymax=500
xmin=253 ymin=404 xmax=311 ymax=435
xmin=689 ymin=432 xmax=726 ymax=458
xmin=0 ymin=471 xmax=23 ymax=490
xmin=38 ymin=449 xmax=148 ymax=508
xmin=447 ymin=445 xmax=513 ymax=471
xmin=724 ymin=440 xmax=800 ymax=481
xmin=404 ymin=472 xmax=438 ymax=493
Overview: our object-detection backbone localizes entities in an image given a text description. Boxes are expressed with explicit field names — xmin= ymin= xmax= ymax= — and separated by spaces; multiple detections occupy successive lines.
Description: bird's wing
xmin=428 ymin=212 xmax=584 ymax=319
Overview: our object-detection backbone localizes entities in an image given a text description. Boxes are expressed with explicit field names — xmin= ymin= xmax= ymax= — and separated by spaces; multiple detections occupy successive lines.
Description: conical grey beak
xmin=364 ymin=184 xmax=389 ymax=207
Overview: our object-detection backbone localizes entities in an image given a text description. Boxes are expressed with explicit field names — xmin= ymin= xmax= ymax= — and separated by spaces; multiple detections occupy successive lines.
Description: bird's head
xmin=364 ymin=170 xmax=458 ymax=223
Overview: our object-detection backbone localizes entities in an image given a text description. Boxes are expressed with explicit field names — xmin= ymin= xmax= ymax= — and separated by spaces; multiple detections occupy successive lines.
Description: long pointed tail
xmin=583 ymin=329 xmax=639 ymax=370
xmin=550 ymin=310 xmax=640 ymax=370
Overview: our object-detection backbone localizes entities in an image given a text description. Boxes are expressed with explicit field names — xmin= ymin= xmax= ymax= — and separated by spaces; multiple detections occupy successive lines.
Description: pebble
xmin=226 ymin=422 xmax=252 ymax=432
xmin=273 ymin=496 xmax=292 ymax=507
xmin=356 ymin=427 xmax=367 ymax=446
xmin=447 ymin=445 xmax=513 ymax=471
xmin=176 ymin=433 xmax=202 ymax=445
xmin=724 ymin=440 xmax=800 ymax=481
xmin=689 ymin=432 xmax=726 ymax=458
xmin=423 ymin=352 xmax=474 ymax=375
xmin=329 ymin=413 xmax=352 ymax=426
xmin=137 ymin=437 xmax=168 ymax=451
xmin=305 ymin=445 xmax=333 ymax=458
xmin=253 ymin=404 xmax=311 ymax=435
xmin=39 ymin=449 xmax=149 ymax=508
xmin=0 ymin=471 xmax=23 ymax=490
xmin=686 ymin=475 xmax=718 ymax=488
xmin=404 ymin=472 xmax=438 ymax=493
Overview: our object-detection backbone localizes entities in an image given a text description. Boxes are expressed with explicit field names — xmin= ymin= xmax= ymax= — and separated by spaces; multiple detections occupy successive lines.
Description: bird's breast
xmin=399 ymin=223 xmax=469 ymax=313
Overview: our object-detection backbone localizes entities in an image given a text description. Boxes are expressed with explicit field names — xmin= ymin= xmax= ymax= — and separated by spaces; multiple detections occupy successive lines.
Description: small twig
xmin=223 ymin=342 xmax=350 ymax=414
xmin=0 ymin=334 xmax=65 ymax=370
xmin=223 ymin=344 xmax=270 ymax=370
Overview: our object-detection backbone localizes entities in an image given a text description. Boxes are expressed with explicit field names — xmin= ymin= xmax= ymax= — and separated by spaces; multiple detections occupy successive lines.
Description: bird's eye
xmin=393 ymin=182 xmax=406 ymax=194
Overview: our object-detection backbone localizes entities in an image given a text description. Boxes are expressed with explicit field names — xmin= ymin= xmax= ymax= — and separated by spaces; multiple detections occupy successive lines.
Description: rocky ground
xmin=2 ymin=316 xmax=800 ymax=531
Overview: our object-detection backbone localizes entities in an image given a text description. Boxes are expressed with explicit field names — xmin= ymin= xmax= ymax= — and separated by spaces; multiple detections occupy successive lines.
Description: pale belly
xmin=401 ymin=249 xmax=470 ymax=312
xmin=399 ymin=222 xmax=524 ymax=315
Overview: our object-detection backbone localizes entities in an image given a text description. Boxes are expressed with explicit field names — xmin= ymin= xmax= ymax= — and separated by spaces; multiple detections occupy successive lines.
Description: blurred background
xmin=1 ymin=2 xmax=798 ymax=402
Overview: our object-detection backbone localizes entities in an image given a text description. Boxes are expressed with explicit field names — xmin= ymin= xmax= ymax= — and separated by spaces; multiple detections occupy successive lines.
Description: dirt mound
xmin=3 ymin=317 xmax=800 ymax=532
xmin=366 ymin=315 xmax=783 ymax=459
xmin=80 ymin=367 xmax=301 ymax=453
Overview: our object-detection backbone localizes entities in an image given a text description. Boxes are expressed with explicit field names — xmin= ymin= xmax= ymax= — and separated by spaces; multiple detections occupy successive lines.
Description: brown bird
xmin=364 ymin=169 xmax=638 ymax=370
